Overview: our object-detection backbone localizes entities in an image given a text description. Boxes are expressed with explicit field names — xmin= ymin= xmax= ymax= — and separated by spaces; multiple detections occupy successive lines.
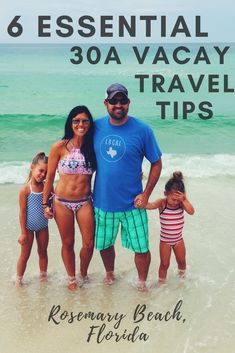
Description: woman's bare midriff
xmin=55 ymin=174 xmax=92 ymax=200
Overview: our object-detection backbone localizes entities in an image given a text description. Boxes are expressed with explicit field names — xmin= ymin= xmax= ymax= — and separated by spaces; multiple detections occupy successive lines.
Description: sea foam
xmin=1 ymin=154 xmax=235 ymax=184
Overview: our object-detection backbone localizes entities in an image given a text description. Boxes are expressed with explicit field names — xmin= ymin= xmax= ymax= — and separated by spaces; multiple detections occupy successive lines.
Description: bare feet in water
xmin=157 ymin=278 xmax=166 ymax=288
xmin=15 ymin=276 xmax=23 ymax=288
xmin=104 ymin=271 xmax=116 ymax=285
xmin=78 ymin=273 xmax=90 ymax=286
xmin=68 ymin=276 xmax=78 ymax=291
xmin=178 ymin=269 xmax=186 ymax=279
xmin=137 ymin=280 xmax=148 ymax=292
xmin=39 ymin=271 xmax=48 ymax=282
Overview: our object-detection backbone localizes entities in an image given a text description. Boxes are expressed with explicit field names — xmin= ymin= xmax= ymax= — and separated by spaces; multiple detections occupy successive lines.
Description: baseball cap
xmin=106 ymin=83 xmax=128 ymax=99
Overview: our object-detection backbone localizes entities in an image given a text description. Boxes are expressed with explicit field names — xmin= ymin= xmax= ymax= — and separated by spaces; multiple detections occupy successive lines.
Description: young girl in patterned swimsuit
xmin=16 ymin=152 xmax=49 ymax=287
xmin=146 ymin=171 xmax=194 ymax=284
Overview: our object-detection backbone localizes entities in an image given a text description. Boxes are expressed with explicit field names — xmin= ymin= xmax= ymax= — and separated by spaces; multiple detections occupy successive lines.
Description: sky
xmin=0 ymin=0 xmax=234 ymax=43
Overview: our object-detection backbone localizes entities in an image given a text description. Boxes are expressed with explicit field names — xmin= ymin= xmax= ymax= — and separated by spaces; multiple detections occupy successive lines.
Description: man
xmin=93 ymin=83 xmax=162 ymax=290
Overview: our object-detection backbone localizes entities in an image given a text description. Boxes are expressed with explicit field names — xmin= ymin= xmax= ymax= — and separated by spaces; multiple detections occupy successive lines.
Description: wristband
xmin=42 ymin=204 xmax=50 ymax=209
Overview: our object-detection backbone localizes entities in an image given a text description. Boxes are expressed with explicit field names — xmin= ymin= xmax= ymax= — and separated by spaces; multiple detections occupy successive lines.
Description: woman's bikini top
xmin=57 ymin=145 xmax=93 ymax=175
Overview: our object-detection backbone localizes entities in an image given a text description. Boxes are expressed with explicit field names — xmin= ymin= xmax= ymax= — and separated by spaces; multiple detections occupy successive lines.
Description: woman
xmin=43 ymin=106 xmax=96 ymax=291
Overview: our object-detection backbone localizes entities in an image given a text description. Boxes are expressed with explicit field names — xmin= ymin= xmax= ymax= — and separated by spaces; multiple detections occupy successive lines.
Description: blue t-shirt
xmin=93 ymin=115 xmax=162 ymax=212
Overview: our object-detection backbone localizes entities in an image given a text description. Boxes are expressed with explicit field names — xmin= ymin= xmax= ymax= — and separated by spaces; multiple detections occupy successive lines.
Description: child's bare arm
xmin=146 ymin=198 xmax=163 ymax=210
xmin=174 ymin=191 xmax=195 ymax=215
xmin=18 ymin=185 xmax=29 ymax=244
xmin=182 ymin=198 xmax=195 ymax=215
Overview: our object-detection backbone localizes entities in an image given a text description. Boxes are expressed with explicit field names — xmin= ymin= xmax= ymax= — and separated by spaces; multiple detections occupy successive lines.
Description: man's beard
xmin=109 ymin=108 xmax=128 ymax=121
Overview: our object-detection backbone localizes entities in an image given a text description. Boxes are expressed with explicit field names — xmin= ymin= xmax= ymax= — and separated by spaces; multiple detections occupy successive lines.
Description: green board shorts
xmin=94 ymin=207 xmax=149 ymax=253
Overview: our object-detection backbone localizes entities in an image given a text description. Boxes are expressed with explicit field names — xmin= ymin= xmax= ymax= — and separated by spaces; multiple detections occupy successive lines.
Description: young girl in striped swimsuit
xmin=146 ymin=171 xmax=194 ymax=283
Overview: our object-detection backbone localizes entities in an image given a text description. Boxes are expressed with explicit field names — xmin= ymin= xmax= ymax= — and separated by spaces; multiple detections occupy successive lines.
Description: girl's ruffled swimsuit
xmin=56 ymin=146 xmax=93 ymax=212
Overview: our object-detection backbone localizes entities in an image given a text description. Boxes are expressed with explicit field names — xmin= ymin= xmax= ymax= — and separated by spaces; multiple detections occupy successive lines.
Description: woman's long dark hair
xmin=62 ymin=105 xmax=96 ymax=170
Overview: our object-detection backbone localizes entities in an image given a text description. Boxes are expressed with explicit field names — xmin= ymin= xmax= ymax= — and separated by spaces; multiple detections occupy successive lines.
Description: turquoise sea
xmin=0 ymin=43 xmax=235 ymax=183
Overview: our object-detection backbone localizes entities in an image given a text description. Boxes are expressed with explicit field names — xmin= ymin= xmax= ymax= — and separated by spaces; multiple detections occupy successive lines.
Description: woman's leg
xmin=173 ymin=239 xmax=186 ymax=277
xmin=16 ymin=230 xmax=34 ymax=286
xmin=158 ymin=241 xmax=172 ymax=282
xmin=36 ymin=227 xmax=49 ymax=280
xmin=76 ymin=201 xmax=94 ymax=279
xmin=54 ymin=199 xmax=77 ymax=289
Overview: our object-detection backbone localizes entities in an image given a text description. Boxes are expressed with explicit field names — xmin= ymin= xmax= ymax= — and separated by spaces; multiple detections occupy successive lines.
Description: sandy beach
xmin=1 ymin=175 xmax=234 ymax=353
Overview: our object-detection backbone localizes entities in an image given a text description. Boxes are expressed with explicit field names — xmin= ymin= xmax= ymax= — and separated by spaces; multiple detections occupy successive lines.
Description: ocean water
xmin=0 ymin=43 xmax=235 ymax=183
xmin=1 ymin=44 xmax=235 ymax=353
xmin=0 ymin=114 xmax=235 ymax=183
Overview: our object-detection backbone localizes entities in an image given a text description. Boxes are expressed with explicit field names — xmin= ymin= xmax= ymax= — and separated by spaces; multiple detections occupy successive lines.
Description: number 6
xmin=7 ymin=16 xmax=23 ymax=37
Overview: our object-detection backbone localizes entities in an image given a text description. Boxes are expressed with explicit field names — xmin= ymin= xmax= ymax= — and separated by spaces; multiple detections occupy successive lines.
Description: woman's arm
xmin=43 ymin=142 xmax=61 ymax=217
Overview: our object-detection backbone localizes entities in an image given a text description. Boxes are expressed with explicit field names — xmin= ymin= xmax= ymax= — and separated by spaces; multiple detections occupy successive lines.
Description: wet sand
xmin=1 ymin=177 xmax=235 ymax=353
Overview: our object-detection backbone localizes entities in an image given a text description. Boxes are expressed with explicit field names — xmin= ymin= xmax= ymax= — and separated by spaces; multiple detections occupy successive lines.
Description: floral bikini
xmin=57 ymin=145 xmax=93 ymax=176
xmin=56 ymin=144 xmax=93 ymax=212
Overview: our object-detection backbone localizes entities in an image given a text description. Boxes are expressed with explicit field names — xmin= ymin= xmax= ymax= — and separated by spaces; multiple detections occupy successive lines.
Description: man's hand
xmin=134 ymin=192 xmax=149 ymax=208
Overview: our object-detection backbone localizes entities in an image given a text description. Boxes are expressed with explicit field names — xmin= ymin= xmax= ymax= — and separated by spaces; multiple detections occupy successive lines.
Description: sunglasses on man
xmin=107 ymin=97 xmax=129 ymax=105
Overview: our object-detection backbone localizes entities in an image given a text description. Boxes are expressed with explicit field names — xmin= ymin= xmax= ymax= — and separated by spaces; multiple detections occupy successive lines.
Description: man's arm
xmin=134 ymin=158 xmax=162 ymax=208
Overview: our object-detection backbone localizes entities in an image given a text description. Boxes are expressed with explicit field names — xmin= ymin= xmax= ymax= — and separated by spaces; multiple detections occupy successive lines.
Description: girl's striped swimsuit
xmin=160 ymin=204 xmax=184 ymax=246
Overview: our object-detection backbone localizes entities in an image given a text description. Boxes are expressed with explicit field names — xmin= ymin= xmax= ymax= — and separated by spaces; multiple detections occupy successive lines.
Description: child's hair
xmin=165 ymin=171 xmax=185 ymax=193
xmin=26 ymin=152 xmax=48 ymax=182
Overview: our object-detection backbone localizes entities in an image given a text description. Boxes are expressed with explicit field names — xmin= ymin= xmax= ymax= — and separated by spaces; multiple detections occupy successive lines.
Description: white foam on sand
xmin=1 ymin=154 xmax=235 ymax=184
